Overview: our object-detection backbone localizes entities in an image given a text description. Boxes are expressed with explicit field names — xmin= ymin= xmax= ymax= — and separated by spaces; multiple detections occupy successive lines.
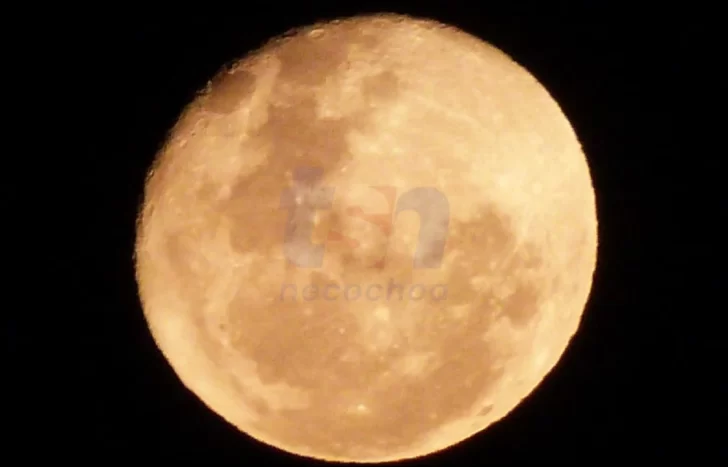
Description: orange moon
xmin=135 ymin=14 xmax=598 ymax=463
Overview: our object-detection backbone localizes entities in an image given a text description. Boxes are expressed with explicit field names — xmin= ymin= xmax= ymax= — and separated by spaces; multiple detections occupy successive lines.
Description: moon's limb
xmin=135 ymin=13 xmax=598 ymax=463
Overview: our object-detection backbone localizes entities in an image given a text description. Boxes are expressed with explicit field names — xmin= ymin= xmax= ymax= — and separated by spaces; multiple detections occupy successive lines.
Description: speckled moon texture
xmin=135 ymin=13 xmax=598 ymax=463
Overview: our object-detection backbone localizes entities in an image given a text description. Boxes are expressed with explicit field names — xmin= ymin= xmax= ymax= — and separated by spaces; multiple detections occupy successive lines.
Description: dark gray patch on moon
xmin=498 ymin=269 xmax=542 ymax=327
xmin=274 ymin=30 xmax=354 ymax=87
xmin=477 ymin=404 xmax=494 ymax=417
xmin=204 ymin=69 xmax=257 ymax=114
xmin=362 ymin=70 xmax=401 ymax=103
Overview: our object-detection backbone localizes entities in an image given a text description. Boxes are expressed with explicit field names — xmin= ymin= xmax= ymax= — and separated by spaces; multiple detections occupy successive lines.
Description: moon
xmin=135 ymin=13 xmax=598 ymax=463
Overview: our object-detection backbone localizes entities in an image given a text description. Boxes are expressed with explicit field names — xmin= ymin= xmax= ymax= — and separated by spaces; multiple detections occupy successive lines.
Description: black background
xmin=30 ymin=3 xmax=720 ymax=464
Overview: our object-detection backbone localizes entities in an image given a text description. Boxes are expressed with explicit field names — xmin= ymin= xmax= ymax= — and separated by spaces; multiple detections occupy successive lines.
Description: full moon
xmin=135 ymin=14 xmax=598 ymax=463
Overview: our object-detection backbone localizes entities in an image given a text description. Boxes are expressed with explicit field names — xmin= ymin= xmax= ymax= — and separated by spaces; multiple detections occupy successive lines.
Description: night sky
xmin=24 ymin=4 xmax=718 ymax=464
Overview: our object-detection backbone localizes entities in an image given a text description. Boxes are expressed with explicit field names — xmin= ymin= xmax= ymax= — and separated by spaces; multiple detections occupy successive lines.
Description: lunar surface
xmin=135 ymin=14 xmax=598 ymax=463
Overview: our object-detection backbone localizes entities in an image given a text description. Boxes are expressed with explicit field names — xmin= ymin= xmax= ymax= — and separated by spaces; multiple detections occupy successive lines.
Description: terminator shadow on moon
xmin=135 ymin=14 xmax=597 ymax=464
